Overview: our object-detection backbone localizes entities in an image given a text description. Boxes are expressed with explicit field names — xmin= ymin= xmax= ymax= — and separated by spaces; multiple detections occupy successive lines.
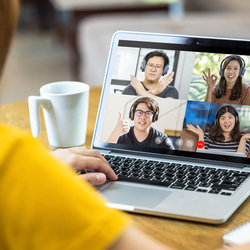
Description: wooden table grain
xmin=1 ymin=86 xmax=250 ymax=250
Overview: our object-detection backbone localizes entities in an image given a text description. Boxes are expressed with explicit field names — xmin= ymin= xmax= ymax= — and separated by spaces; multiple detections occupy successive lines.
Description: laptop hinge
xmin=105 ymin=149 xmax=248 ymax=169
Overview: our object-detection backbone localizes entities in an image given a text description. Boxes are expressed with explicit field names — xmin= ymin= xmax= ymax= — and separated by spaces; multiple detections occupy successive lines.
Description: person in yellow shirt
xmin=0 ymin=1 xmax=171 ymax=250
xmin=0 ymin=1 xmax=249 ymax=250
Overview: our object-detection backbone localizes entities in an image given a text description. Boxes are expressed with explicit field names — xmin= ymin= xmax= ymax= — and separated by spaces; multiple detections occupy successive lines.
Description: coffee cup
xmin=28 ymin=81 xmax=89 ymax=148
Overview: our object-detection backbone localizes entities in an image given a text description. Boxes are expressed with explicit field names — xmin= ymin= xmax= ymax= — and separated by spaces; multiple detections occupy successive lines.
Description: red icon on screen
xmin=197 ymin=141 xmax=204 ymax=149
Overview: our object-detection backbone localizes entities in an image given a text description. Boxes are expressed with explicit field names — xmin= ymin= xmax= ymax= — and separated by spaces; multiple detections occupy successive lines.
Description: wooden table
xmin=1 ymin=86 xmax=250 ymax=250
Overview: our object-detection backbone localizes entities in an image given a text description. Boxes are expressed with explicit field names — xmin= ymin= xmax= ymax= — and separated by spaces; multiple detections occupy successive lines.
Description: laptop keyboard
xmin=103 ymin=154 xmax=250 ymax=196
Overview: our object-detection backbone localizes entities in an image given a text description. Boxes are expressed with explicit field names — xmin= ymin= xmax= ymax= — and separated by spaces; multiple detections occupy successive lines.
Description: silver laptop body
xmin=92 ymin=31 xmax=250 ymax=224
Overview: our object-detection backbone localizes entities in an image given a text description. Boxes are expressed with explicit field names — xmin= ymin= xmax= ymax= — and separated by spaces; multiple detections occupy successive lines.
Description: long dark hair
xmin=215 ymin=55 xmax=244 ymax=101
xmin=208 ymin=105 xmax=242 ymax=142
xmin=0 ymin=0 xmax=19 ymax=78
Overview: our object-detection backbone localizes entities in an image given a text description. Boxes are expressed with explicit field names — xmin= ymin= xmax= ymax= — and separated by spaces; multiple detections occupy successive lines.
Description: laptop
xmin=91 ymin=31 xmax=250 ymax=224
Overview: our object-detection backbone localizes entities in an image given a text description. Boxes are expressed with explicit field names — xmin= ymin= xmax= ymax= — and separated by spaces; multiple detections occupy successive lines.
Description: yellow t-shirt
xmin=0 ymin=124 xmax=130 ymax=250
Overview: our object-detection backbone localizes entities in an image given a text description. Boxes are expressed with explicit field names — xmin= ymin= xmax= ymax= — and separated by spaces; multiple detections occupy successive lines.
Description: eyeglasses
xmin=135 ymin=110 xmax=154 ymax=118
xmin=146 ymin=63 xmax=164 ymax=71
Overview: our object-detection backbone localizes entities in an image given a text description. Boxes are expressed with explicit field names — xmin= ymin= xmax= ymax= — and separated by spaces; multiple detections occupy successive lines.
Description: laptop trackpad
xmin=100 ymin=182 xmax=172 ymax=208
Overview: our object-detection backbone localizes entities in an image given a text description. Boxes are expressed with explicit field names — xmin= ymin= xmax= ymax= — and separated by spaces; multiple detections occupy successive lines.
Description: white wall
xmin=174 ymin=51 xmax=196 ymax=100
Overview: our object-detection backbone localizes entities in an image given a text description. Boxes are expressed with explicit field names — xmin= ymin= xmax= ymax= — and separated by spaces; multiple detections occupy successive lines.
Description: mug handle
xmin=28 ymin=96 xmax=52 ymax=138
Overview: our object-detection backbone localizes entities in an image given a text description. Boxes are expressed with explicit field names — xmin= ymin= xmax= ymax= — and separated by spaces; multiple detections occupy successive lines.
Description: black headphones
xmin=219 ymin=55 xmax=246 ymax=78
xmin=214 ymin=105 xmax=239 ymax=126
xmin=140 ymin=50 xmax=169 ymax=76
xmin=129 ymin=100 xmax=159 ymax=123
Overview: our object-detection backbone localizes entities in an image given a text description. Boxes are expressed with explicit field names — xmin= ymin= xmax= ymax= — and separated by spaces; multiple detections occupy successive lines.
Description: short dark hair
xmin=132 ymin=97 xmax=159 ymax=114
xmin=145 ymin=51 xmax=169 ymax=68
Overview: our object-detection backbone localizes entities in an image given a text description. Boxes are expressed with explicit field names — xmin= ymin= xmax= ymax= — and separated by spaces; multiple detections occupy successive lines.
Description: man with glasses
xmin=107 ymin=97 xmax=175 ymax=150
xmin=122 ymin=51 xmax=179 ymax=99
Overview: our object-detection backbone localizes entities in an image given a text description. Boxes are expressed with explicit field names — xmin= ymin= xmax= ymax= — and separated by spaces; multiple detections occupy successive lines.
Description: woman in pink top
xmin=203 ymin=55 xmax=250 ymax=105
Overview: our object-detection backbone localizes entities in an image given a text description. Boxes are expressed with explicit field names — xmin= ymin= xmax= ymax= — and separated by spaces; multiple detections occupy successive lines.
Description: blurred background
xmin=1 ymin=0 xmax=250 ymax=104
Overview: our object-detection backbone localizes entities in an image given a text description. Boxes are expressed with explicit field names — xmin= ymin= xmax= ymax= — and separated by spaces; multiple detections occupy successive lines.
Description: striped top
xmin=204 ymin=133 xmax=250 ymax=156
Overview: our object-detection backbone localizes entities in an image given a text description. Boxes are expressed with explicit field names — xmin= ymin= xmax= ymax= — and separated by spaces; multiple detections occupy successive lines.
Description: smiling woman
xmin=186 ymin=105 xmax=250 ymax=157
xmin=204 ymin=55 xmax=250 ymax=105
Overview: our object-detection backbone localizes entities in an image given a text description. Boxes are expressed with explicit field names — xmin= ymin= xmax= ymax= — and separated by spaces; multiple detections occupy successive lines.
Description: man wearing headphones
xmin=203 ymin=55 xmax=250 ymax=105
xmin=122 ymin=51 xmax=179 ymax=99
xmin=107 ymin=97 xmax=175 ymax=150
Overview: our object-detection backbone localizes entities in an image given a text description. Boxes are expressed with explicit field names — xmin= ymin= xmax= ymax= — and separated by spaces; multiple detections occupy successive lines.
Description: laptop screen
xmin=92 ymin=31 xmax=250 ymax=166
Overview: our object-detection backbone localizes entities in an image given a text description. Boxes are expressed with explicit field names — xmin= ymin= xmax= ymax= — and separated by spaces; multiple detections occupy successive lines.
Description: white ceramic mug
xmin=28 ymin=81 xmax=89 ymax=148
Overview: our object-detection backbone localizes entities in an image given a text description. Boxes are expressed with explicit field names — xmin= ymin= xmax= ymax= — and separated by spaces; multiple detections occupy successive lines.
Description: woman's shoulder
xmin=211 ymin=85 xmax=219 ymax=95
xmin=240 ymin=83 xmax=250 ymax=105
xmin=204 ymin=132 xmax=210 ymax=139
xmin=0 ymin=123 xmax=31 ymax=143
xmin=0 ymin=123 xmax=48 ymax=158
xmin=242 ymin=83 xmax=250 ymax=92
xmin=212 ymin=84 xmax=220 ymax=91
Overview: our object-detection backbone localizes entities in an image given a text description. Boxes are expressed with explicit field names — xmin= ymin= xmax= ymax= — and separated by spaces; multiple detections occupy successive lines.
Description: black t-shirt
xmin=117 ymin=126 xmax=175 ymax=150
xmin=122 ymin=83 xmax=179 ymax=99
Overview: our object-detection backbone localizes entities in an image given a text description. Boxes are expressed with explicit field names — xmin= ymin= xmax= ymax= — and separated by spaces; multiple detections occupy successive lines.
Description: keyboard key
xmin=198 ymin=182 xmax=210 ymax=188
xmin=170 ymin=182 xmax=185 ymax=189
xmin=196 ymin=189 xmax=207 ymax=193
xmin=154 ymin=170 xmax=163 ymax=176
xmin=211 ymin=184 xmax=238 ymax=191
xmin=140 ymin=176 xmax=151 ymax=181
xmin=208 ymin=189 xmax=221 ymax=194
xmin=221 ymin=192 xmax=232 ymax=196
xmin=220 ymin=180 xmax=240 ymax=187
xmin=188 ymin=180 xmax=199 ymax=185
xmin=152 ymin=176 xmax=164 ymax=181
xmin=185 ymin=185 xmax=197 ymax=191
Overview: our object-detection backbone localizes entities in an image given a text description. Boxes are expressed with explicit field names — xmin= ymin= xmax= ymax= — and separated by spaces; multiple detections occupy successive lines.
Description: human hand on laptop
xmin=106 ymin=111 xmax=130 ymax=143
xmin=50 ymin=147 xmax=117 ymax=185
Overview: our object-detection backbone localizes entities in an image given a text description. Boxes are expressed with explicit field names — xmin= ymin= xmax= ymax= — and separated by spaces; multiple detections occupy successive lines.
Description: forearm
xmin=109 ymin=225 xmax=172 ymax=250
xmin=198 ymin=134 xmax=204 ymax=142
xmin=107 ymin=130 xmax=120 ymax=143
xmin=134 ymin=88 xmax=160 ymax=98
xmin=204 ymin=88 xmax=213 ymax=102
xmin=197 ymin=134 xmax=205 ymax=150
xmin=148 ymin=86 xmax=165 ymax=96
xmin=237 ymin=139 xmax=247 ymax=157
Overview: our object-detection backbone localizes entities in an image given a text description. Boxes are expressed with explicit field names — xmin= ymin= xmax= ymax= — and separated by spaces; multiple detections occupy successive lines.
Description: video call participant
xmin=107 ymin=97 xmax=175 ymax=150
xmin=122 ymin=50 xmax=179 ymax=99
xmin=186 ymin=105 xmax=250 ymax=157
xmin=203 ymin=55 xmax=250 ymax=105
